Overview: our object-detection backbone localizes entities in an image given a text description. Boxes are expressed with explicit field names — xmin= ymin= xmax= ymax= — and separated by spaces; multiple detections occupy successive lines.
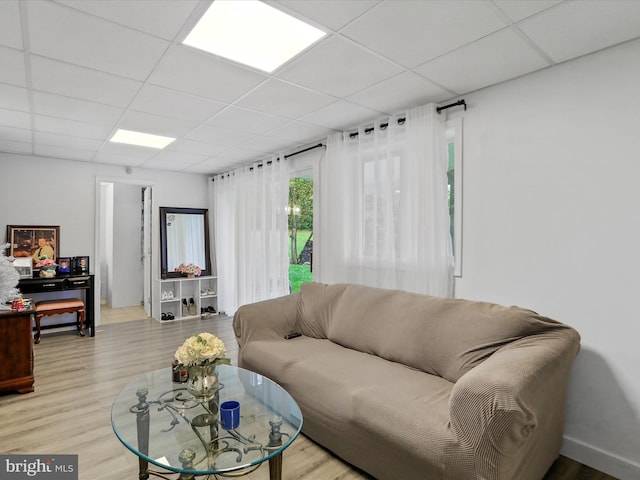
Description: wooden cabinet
xmin=18 ymin=274 xmax=95 ymax=337
xmin=0 ymin=308 xmax=34 ymax=393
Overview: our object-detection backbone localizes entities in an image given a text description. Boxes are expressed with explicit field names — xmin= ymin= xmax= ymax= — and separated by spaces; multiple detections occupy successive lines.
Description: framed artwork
xmin=57 ymin=257 xmax=71 ymax=274
xmin=13 ymin=257 xmax=33 ymax=279
xmin=6 ymin=225 xmax=60 ymax=266
xmin=73 ymin=256 xmax=90 ymax=274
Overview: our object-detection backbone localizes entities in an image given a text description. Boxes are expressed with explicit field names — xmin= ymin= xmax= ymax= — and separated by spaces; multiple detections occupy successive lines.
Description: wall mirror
xmin=160 ymin=207 xmax=212 ymax=279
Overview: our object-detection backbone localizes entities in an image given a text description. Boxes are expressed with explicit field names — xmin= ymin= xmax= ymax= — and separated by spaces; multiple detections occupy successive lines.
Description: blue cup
xmin=220 ymin=400 xmax=240 ymax=430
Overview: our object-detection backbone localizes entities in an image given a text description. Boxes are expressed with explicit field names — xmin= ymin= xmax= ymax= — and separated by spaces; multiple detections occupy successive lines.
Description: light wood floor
xmin=100 ymin=303 xmax=147 ymax=324
xmin=0 ymin=315 xmax=618 ymax=480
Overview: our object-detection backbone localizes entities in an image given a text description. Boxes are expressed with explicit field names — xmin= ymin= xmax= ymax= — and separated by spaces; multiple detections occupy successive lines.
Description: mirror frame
xmin=160 ymin=206 xmax=212 ymax=279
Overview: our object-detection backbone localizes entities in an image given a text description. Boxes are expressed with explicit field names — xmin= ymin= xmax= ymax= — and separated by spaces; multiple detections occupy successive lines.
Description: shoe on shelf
xmin=161 ymin=312 xmax=168 ymax=320
xmin=188 ymin=298 xmax=196 ymax=316
xmin=167 ymin=312 xmax=175 ymax=320
xmin=206 ymin=306 xmax=216 ymax=314
xmin=182 ymin=298 xmax=188 ymax=317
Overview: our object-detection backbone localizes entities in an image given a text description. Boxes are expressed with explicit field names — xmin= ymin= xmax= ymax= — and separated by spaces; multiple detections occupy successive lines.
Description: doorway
xmin=95 ymin=178 xmax=154 ymax=325
xmin=287 ymin=174 xmax=313 ymax=292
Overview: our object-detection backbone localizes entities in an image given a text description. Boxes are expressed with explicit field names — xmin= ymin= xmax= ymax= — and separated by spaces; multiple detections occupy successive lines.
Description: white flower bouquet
xmin=174 ymin=332 xmax=231 ymax=367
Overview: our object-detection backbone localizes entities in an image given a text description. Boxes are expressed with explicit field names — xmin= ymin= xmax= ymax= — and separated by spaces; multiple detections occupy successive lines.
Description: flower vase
xmin=187 ymin=274 xmax=195 ymax=279
xmin=39 ymin=267 xmax=56 ymax=278
xmin=186 ymin=364 xmax=219 ymax=402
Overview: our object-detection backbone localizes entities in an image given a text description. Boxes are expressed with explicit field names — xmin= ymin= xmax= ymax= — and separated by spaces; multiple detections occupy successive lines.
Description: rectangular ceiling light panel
xmin=183 ymin=0 xmax=326 ymax=73
xmin=110 ymin=129 xmax=176 ymax=149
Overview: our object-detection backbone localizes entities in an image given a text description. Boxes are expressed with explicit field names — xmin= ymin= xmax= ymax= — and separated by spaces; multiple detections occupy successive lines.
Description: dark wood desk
xmin=18 ymin=274 xmax=95 ymax=338
xmin=0 ymin=307 xmax=34 ymax=393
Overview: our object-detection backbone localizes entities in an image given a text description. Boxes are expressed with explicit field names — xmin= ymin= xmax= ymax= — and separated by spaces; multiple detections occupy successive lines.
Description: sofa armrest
xmin=448 ymin=330 xmax=580 ymax=479
xmin=233 ymin=292 xmax=301 ymax=348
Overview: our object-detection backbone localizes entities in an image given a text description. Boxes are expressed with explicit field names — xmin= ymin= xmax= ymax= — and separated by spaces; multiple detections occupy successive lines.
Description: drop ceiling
xmin=1 ymin=0 xmax=640 ymax=174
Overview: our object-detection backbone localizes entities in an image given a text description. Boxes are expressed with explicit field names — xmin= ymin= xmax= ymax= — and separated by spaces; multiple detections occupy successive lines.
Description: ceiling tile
xmin=347 ymin=71 xmax=452 ymax=115
xmin=56 ymin=0 xmax=200 ymax=41
xmin=118 ymin=110 xmax=198 ymax=138
xmin=237 ymin=79 xmax=336 ymax=119
xmin=34 ymin=114 xmax=112 ymax=139
xmin=149 ymin=45 xmax=267 ymax=103
xmin=0 ymin=139 xmax=31 ymax=155
xmin=268 ymin=121 xmax=336 ymax=143
xmin=214 ymin=147 xmax=269 ymax=162
xmin=0 ymin=125 xmax=31 ymax=143
xmin=492 ymin=0 xmax=563 ymax=23
xmin=92 ymin=151 xmax=148 ymax=166
xmin=33 ymin=91 xmax=124 ymax=126
xmin=302 ymin=100 xmax=382 ymax=130
xmin=519 ymin=0 xmax=640 ymax=63
xmin=131 ymin=85 xmax=226 ymax=123
xmin=0 ymin=46 xmax=26 ymax=87
xmin=27 ymin=0 xmax=169 ymax=81
xmin=183 ymin=163 xmax=218 ymax=174
xmin=243 ymin=135 xmax=304 ymax=154
xmin=34 ymin=131 xmax=103 ymax=151
xmin=34 ymin=143 xmax=96 ymax=161
xmin=166 ymin=139 xmax=227 ymax=156
xmin=98 ymin=141 xmax=159 ymax=159
xmin=205 ymin=107 xmax=290 ymax=135
xmin=275 ymin=0 xmax=379 ymax=31
xmin=0 ymin=0 xmax=23 ymax=50
xmin=144 ymin=149 xmax=210 ymax=165
xmin=140 ymin=157 xmax=198 ymax=171
xmin=414 ymin=28 xmax=550 ymax=95
xmin=196 ymin=157 xmax=237 ymax=173
xmin=0 ymin=107 xmax=31 ymax=130
xmin=184 ymin=124 xmax=255 ymax=147
xmin=277 ymin=35 xmax=403 ymax=97
xmin=341 ymin=0 xmax=506 ymax=68
xmin=30 ymin=56 xmax=142 ymax=107
xmin=0 ymin=83 xmax=30 ymax=112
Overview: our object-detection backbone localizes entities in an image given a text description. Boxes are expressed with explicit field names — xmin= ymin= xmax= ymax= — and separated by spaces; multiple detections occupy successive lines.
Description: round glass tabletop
xmin=111 ymin=364 xmax=303 ymax=477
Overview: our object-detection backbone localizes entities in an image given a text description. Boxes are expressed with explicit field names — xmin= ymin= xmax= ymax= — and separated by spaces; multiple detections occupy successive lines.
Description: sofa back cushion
xmin=297 ymin=282 xmax=347 ymax=338
xmin=301 ymin=282 xmax=571 ymax=382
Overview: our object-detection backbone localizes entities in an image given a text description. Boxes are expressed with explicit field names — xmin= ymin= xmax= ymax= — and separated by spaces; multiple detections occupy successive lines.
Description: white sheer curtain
xmin=212 ymin=158 xmax=290 ymax=315
xmin=316 ymin=103 xmax=453 ymax=297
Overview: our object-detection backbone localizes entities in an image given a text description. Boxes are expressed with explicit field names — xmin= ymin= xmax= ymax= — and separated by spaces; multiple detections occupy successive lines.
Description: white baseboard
xmin=561 ymin=435 xmax=640 ymax=480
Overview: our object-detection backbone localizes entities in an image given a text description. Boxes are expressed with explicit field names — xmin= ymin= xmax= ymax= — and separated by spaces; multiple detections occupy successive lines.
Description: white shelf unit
xmin=154 ymin=276 xmax=218 ymax=322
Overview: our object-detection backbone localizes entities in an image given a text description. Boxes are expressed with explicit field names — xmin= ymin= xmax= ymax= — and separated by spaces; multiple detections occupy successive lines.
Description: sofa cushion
xmin=297 ymin=282 xmax=347 ymax=338
xmin=239 ymin=335 xmax=456 ymax=480
xmin=313 ymin=282 xmax=569 ymax=382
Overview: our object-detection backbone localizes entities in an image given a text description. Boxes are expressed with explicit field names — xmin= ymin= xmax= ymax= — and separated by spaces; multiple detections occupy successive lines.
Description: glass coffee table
xmin=111 ymin=364 xmax=303 ymax=480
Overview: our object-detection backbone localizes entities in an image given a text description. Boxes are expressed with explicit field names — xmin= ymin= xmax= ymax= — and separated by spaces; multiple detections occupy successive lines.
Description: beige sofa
xmin=233 ymin=282 xmax=580 ymax=480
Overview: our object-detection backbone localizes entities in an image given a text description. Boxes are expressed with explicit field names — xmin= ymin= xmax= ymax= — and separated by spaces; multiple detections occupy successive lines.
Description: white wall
xmin=110 ymin=183 xmax=143 ymax=308
xmin=0 ymin=154 xmax=211 ymax=324
xmin=452 ymin=38 xmax=640 ymax=479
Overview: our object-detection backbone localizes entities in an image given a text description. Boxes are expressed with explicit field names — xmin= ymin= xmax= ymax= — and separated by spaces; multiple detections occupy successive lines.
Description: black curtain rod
xmin=347 ymin=100 xmax=467 ymax=139
xmin=284 ymin=142 xmax=325 ymax=159
xmin=212 ymin=143 xmax=326 ymax=180
xmin=436 ymin=99 xmax=466 ymax=114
